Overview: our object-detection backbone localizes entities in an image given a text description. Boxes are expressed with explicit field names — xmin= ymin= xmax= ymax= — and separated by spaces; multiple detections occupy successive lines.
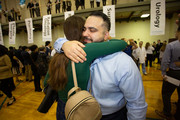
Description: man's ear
xmin=104 ymin=31 xmax=110 ymax=41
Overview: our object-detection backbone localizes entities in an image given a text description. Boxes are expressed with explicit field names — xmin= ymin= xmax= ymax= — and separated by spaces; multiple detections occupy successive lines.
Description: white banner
xmin=64 ymin=11 xmax=74 ymax=20
xmin=25 ymin=18 xmax=33 ymax=44
xmin=103 ymin=5 xmax=115 ymax=37
xmin=150 ymin=0 xmax=165 ymax=35
xmin=0 ymin=24 xmax=4 ymax=45
xmin=42 ymin=15 xmax=52 ymax=41
xmin=9 ymin=21 xmax=16 ymax=44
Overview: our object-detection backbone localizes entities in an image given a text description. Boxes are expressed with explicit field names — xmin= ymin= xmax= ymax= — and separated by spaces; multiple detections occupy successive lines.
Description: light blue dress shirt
xmin=161 ymin=40 xmax=180 ymax=75
xmin=54 ymin=38 xmax=148 ymax=120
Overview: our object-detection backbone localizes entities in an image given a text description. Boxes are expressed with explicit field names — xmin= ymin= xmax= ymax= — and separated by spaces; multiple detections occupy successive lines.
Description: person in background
xmin=21 ymin=46 xmax=33 ymax=82
xmin=80 ymin=0 xmax=85 ymax=9
xmin=112 ymin=0 xmax=117 ymax=5
xmin=90 ymin=0 xmax=94 ymax=8
xmin=36 ymin=47 xmax=49 ymax=89
xmin=102 ymin=0 xmax=106 ymax=6
xmin=34 ymin=0 xmax=41 ymax=17
xmin=145 ymin=42 xmax=154 ymax=67
xmin=29 ymin=45 xmax=42 ymax=92
xmin=152 ymin=41 xmax=156 ymax=62
xmin=132 ymin=41 xmax=139 ymax=66
xmin=155 ymin=39 xmax=163 ymax=64
xmin=45 ymin=41 xmax=52 ymax=56
xmin=66 ymin=0 xmax=72 ymax=11
xmin=155 ymin=26 xmax=180 ymax=120
xmin=159 ymin=41 xmax=167 ymax=64
xmin=55 ymin=0 xmax=61 ymax=13
xmin=46 ymin=0 xmax=52 ymax=15
xmin=9 ymin=47 xmax=22 ymax=83
xmin=123 ymin=38 xmax=138 ymax=57
xmin=0 ymin=45 xmax=16 ymax=106
xmin=62 ymin=0 xmax=66 ymax=12
xmin=137 ymin=41 xmax=147 ymax=75
xmin=27 ymin=0 xmax=35 ymax=18
xmin=75 ymin=0 xmax=81 ymax=10
xmin=96 ymin=0 xmax=100 ymax=7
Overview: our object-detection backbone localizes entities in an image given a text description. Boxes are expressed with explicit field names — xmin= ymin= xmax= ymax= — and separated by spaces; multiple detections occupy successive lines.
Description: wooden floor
xmin=0 ymin=63 xmax=178 ymax=120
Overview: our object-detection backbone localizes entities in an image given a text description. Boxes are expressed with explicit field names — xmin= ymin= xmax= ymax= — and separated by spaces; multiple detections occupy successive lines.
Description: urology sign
xmin=150 ymin=0 xmax=165 ymax=35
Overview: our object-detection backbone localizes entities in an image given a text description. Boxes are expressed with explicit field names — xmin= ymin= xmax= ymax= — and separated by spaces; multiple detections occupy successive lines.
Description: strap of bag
xmin=71 ymin=61 xmax=92 ymax=93
xmin=71 ymin=61 xmax=78 ymax=87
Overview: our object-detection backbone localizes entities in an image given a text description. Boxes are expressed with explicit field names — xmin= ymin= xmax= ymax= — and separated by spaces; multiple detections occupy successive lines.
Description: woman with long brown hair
xmin=44 ymin=15 xmax=127 ymax=120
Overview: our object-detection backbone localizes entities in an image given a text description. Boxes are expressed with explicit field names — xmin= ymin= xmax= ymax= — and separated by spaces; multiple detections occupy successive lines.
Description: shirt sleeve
xmin=161 ymin=44 xmax=171 ymax=75
xmin=53 ymin=38 xmax=68 ymax=53
xmin=84 ymin=39 xmax=127 ymax=62
xmin=117 ymin=58 xmax=147 ymax=119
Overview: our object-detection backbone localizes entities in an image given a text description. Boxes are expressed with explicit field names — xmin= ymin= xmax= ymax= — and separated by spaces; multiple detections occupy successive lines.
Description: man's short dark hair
xmin=89 ymin=11 xmax=111 ymax=31
xmin=45 ymin=41 xmax=51 ymax=46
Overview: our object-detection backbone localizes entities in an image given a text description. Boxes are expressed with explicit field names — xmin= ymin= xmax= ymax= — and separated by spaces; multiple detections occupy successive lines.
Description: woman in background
xmin=0 ymin=45 xmax=16 ymax=106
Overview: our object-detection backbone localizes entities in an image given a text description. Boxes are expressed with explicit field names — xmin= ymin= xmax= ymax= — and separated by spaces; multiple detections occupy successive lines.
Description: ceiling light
xmin=141 ymin=14 xmax=150 ymax=18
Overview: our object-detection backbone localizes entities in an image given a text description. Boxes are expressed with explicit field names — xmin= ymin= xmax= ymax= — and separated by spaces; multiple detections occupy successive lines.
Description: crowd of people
xmin=0 ymin=41 xmax=53 ymax=107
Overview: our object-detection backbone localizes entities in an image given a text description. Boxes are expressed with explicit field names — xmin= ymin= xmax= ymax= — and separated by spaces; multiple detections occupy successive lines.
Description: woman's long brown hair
xmin=48 ymin=16 xmax=85 ymax=91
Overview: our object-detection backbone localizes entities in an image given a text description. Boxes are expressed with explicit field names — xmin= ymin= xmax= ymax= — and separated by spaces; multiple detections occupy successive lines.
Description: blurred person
xmin=137 ymin=41 xmax=147 ymax=75
xmin=145 ymin=42 xmax=154 ymax=67
xmin=27 ymin=0 xmax=35 ymax=18
xmin=112 ymin=0 xmax=117 ymax=5
xmin=29 ymin=45 xmax=42 ymax=92
xmin=155 ymin=26 xmax=180 ymax=120
xmin=62 ymin=0 xmax=66 ymax=12
xmin=45 ymin=41 xmax=52 ymax=56
xmin=159 ymin=41 xmax=167 ymax=64
xmin=9 ymin=47 xmax=22 ymax=82
xmin=102 ymin=0 xmax=106 ymax=6
xmin=46 ymin=0 xmax=52 ymax=15
xmin=55 ymin=0 xmax=61 ymax=13
xmin=155 ymin=40 xmax=163 ymax=64
xmin=75 ymin=0 xmax=80 ymax=10
xmin=36 ymin=47 xmax=49 ymax=89
xmin=66 ymin=0 xmax=72 ymax=11
xmin=0 ymin=45 xmax=16 ymax=106
xmin=80 ymin=0 xmax=85 ymax=9
xmin=132 ymin=41 xmax=139 ymax=66
xmin=21 ymin=46 xmax=33 ymax=82
xmin=123 ymin=39 xmax=138 ymax=57
xmin=90 ymin=0 xmax=94 ymax=8
xmin=96 ymin=0 xmax=100 ymax=7
xmin=34 ymin=0 xmax=41 ymax=17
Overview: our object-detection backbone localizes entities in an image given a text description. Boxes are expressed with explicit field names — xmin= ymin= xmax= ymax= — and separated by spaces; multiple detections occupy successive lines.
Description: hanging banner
xmin=0 ymin=24 xmax=4 ymax=45
xmin=9 ymin=21 xmax=16 ymax=44
xmin=42 ymin=15 xmax=52 ymax=41
xmin=64 ymin=11 xmax=74 ymax=20
xmin=25 ymin=18 xmax=33 ymax=44
xmin=103 ymin=5 xmax=115 ymax=37
xmin=150 ymin=0 xmax=165 ymax=35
